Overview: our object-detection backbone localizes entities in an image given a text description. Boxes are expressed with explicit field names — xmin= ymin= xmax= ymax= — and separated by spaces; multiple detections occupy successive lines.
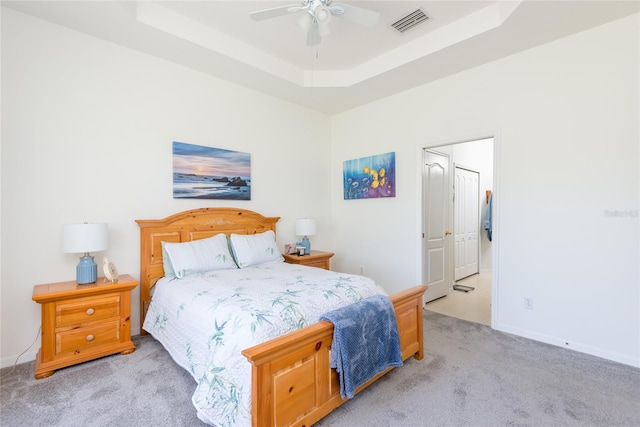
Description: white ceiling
xmin=3 ymin=1 xmax=639 ymax=114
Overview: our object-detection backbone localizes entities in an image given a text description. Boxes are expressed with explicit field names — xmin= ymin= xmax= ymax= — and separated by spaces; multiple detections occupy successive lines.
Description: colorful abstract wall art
xmin=172 ymin=141 xmax=251 ymax=200
xmin=343 ymin=152 xmax=396 ymax=200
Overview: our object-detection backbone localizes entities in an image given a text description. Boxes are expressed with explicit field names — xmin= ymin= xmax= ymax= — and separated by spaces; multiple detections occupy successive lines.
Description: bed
xmin=136 ymin=207 xmax=427 ymax=427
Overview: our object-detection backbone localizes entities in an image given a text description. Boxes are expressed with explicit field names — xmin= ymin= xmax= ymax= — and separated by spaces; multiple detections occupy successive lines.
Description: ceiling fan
xmin=249 ymin=0 xmax=380 ymax=46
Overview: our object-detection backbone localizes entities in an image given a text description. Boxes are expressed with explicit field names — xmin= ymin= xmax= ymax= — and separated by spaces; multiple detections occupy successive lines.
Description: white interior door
xmin=423 ymin=150 xmax=452 ymax=302
xmin=454 ymin=166 xmax=480 ymax=281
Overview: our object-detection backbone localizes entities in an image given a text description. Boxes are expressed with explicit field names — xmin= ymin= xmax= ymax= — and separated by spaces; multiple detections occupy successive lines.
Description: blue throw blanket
xmin=319 ymin=294 xmax=403 ymax=399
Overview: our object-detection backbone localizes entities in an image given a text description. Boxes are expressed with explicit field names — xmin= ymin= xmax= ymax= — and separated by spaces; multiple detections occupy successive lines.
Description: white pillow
xmin=161 ymin=241 xmax=176 ymax=277
xmin=230 ymin=230 xmax=284 ymax=268
xmin=163 ymin=233 xmax=237 ymax=278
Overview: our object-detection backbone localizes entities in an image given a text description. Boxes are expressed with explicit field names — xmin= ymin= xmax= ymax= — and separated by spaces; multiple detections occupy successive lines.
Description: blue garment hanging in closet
xmin=483 ymin=193 xmax=493 ymax=241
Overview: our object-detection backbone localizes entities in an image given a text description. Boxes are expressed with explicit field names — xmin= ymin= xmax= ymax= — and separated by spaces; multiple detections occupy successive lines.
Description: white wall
xmin=0 ymin=9 xmax=331 ymax=367
xmin=331 ymin=14 xmax=639 ymax=366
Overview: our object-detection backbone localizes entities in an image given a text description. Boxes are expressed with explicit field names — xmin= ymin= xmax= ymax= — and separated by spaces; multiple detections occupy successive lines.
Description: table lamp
xmin=62 ymin=223 xmax=108 ymax=284
xmin=295 ymin=218 xmax=316 ymax=255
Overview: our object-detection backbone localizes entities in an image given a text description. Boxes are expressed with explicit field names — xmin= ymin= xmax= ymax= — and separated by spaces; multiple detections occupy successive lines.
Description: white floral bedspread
xmin=143 ymin=262 xmax=386 ymax=426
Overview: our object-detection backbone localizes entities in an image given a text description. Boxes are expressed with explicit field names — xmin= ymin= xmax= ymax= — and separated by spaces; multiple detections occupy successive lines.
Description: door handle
xmin=444 ymin=231 xmax=452 ymax=236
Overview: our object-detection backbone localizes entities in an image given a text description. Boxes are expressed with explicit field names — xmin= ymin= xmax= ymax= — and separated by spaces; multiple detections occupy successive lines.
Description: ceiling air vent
xmin=390 ymin=8 xmax=430 ymax=33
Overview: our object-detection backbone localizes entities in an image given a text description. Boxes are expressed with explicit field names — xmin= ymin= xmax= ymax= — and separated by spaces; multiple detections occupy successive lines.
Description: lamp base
xmin=77 ymin=255 xmax=97 ymax=284
xmin=301 ymin=236 xmax=311 ymax=255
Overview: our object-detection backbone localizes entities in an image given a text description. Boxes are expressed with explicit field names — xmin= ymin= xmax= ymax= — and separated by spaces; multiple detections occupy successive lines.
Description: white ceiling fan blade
xmin=249 ymin=4 xmax=304 ymax=21
xmin=330 ymin=3 xmax=380 ymax=26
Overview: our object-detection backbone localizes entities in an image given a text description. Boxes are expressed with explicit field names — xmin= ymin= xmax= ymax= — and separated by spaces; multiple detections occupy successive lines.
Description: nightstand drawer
xmin=283 ymin=250 xmax=334 ymax=271
xmin=302 ymin=259 xmax=329 ymax=269
xmin=56 ymin=320 xmax=120 ymax=356
xmin=55 ymin=295 xmax=120 ymax=328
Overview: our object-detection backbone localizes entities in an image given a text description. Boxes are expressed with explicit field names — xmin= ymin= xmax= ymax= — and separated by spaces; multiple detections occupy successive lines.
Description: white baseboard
xmin=494 ymin=322 xmax=640 ymax=368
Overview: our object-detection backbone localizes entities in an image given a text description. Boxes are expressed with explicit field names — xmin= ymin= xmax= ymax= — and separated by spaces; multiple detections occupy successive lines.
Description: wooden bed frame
xmin=136 ymin=207 xmax=427 ymax=427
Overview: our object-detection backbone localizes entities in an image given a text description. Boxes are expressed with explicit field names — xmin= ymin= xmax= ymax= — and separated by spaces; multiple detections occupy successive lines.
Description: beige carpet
xmin=425 ymin=272 xmax=491 ymax=326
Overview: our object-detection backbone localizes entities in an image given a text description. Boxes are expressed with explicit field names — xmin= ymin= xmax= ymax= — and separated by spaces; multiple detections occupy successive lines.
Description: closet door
xmin=454 ymin=166 xmax=479 ymax=281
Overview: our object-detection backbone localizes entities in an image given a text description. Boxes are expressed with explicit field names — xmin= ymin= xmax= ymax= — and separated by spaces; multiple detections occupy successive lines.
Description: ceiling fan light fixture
xmin=315 ymin=5 xmax=331 ymax=24
xmin=250 ymin=0 xmax=380 ymax=46
xmin=298 ymin=12 xmax=313 ymax=32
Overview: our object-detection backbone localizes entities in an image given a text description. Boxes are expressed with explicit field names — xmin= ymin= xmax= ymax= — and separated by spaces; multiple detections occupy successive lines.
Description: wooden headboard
xmin=135 ymin=207 xmax=280 ymax=329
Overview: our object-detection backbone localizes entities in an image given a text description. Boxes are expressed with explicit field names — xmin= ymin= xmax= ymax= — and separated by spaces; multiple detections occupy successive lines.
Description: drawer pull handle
xmin=86 ymin=334 xmax=95 ymax=342
xmin=86 ymin=308 xmax=95 ymax=316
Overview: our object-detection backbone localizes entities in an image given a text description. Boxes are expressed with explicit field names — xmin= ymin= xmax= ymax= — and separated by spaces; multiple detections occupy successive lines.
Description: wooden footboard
xmin=242 ymin=284 xmax=427 ymax=427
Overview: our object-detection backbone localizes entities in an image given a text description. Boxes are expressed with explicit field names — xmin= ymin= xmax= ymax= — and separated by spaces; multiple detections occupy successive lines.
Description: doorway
xmin=422 ymin=137 xmax=494 ymax=325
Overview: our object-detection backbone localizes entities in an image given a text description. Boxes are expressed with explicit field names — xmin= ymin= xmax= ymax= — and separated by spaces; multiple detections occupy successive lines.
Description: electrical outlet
xmin=524 ymin=297 xmax=534 ymax=310
xmin=359 ymin=266 xmax=364 ymax=275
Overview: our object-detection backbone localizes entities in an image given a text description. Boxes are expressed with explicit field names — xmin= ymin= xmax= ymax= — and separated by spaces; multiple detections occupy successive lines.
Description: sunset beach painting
xmin=173 ymin=141 xmax=251 ymax=200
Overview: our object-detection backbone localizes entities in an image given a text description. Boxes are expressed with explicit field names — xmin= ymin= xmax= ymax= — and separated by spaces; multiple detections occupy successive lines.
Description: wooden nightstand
xmin=32 ymin=274 xmax=138 ymax=379
xmin=283 ymin=250 xmax=334 ymax=270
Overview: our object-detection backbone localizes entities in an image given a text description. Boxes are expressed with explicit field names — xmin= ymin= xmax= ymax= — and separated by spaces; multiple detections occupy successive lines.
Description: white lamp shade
xmin=62 ymin=223 xmax=108 ymax=253
xmin=295 ymin=218 xmax=316 ymax=236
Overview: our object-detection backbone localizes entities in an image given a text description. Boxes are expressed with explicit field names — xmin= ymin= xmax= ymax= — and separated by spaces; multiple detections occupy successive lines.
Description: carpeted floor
xmin=2 ymin=310 xmax=639 ymax=426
